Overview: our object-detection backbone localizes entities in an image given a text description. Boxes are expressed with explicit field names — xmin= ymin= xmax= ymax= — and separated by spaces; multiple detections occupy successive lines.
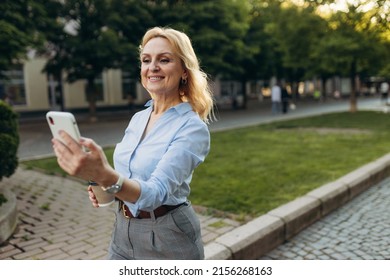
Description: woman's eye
xmin=142 ymin=58 xmax=150 ymax=64
xmin=160 ymin=58 xmax=170 ymax=64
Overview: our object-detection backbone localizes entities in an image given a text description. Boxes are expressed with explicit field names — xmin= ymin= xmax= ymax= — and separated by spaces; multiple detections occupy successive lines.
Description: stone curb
xmin=0 ymin=188 xmax=18 ymax=244
xmin=205 ymin=152 xmax=390 ymax=260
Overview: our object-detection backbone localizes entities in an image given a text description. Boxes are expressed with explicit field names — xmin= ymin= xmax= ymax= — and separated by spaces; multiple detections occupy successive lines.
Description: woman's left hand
xmin=87 ymin=185 xmax=100 ymax=208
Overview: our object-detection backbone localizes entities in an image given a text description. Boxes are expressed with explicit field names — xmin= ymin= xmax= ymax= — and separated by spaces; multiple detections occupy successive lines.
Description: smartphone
xmin=46 ymin=111 xmax=82 ymax=144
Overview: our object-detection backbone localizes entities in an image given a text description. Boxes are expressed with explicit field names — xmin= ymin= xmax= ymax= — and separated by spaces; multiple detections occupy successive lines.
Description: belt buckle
xmin=121 ymin=202 xmax=131 ymax=219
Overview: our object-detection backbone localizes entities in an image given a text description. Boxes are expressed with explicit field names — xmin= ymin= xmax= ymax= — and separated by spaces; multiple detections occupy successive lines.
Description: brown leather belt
xmin=119 ymin=200 xmax=185 ymax=219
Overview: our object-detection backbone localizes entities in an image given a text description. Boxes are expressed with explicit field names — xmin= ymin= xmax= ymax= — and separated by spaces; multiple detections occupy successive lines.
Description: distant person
xmin=313 ymin=90 xmax=321 ymax=102
xmin=271 ymin=82 xmax=281 ymax=114
xmin=380 ymin=81 xmax=389 ymax=105
xmin=4 ymin=93 xmax=13 ymax=106
xmin=51 ymin=27 xmax=214 ymax=260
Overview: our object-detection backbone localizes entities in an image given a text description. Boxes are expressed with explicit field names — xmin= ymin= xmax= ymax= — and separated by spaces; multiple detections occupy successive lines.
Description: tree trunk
xmin=321 ymin=77 xmax=327 ymax=102
xmin=86 ymin=78 xmax=97 ymax=122
xmin=292 ymin=81 xmax=299 ymax=103
xmin=57 ymin=73 xmax=65 ymax=112
xmin=241 ymin=78 xmax=247 ymax=110
xmin=349 ymin=61 xmax=357 ymax=113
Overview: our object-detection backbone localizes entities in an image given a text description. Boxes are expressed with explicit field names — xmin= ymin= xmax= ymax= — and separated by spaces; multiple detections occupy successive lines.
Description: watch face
xmin=107 ymin=184 xmax=120 ymax=194
xmin=105 ymin=175 xmax=124 ymax=194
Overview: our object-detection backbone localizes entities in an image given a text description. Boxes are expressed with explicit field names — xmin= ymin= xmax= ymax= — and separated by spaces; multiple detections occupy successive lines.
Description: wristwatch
xmin=102 ymin=174 xmax=124 ymax=194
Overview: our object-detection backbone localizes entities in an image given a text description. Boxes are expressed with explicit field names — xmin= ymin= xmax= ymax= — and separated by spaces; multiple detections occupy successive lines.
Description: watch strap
xmin=103 ymin=174 xmax=124 ymax=194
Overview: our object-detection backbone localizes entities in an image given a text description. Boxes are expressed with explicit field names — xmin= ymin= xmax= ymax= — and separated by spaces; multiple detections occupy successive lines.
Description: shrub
xmin=0 ymin=100 xmax=19 ymax=181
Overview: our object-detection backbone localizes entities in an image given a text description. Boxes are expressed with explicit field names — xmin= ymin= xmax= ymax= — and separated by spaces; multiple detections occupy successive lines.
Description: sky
xmin=291 ymin=0 xmax=380 ymax=13
xmin=326 ymin=0 xmax=376 ymax=12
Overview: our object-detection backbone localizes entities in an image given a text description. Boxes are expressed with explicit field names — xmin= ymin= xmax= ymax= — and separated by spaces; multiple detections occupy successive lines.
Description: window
xmin=0 ymin=65 xmax=26 ymax=105
xmin=122 ymin=71 xmax=137 ymax=103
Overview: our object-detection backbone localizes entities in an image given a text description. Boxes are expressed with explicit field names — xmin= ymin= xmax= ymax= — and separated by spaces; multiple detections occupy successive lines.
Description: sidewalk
xmin=0 ymin=168 xmax=242 ymax=260
xmin=261 ymin=176 xmax=390 ymax=259
xmin=1 ymin=96 xmax=388 ymax=259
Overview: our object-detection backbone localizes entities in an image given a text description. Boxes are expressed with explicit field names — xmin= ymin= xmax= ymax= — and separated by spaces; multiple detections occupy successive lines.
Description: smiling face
xmin=140 ymin=37 xmax=186 ymax=98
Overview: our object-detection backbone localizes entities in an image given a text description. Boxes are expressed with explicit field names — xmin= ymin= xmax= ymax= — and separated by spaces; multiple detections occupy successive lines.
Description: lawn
xmin=22 ymin=111 xmax=390 ymax=218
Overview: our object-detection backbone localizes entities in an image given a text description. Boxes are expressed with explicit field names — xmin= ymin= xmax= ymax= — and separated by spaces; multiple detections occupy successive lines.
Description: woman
xmin=52 ymin=27 xmax=214 ymax=259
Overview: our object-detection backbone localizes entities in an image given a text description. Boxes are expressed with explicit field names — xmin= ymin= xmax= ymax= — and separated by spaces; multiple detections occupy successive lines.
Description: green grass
xmin=23 ymin=148 xmax=115 ymax=177
xmin=22 ymin=111 xmax=390 ymax=218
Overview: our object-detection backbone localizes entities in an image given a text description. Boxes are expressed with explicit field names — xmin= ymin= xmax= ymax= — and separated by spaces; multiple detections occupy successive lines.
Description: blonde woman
xmin=52 ymin=27 xmax=214 ymax=259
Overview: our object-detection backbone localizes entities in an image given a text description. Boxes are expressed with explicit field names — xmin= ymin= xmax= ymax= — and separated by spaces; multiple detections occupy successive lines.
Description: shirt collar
xmin=144 ymin=100 xmax=192 ymax=116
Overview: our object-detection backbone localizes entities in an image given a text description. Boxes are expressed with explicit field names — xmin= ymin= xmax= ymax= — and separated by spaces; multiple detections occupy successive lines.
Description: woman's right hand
xmin=87 ymin=185 xmax=100 ymax=208
xmin=52 ymin=130 xmax=118 ymax=187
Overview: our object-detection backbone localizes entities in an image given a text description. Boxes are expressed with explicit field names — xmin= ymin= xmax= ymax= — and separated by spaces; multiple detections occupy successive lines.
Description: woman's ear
xmin=182 ymin=69 xmax=188 ymax=80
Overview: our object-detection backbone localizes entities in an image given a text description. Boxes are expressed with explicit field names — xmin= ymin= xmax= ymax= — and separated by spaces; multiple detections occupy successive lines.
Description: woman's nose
xmin=151 ymin=62 xmax=159 ymax=72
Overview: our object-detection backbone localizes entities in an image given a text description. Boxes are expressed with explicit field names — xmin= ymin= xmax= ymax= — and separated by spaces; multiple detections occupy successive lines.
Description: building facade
xmin=1 ymin=57 xmax=366 ymax=115
xmin=0 ymin=58 xmax=151 ymax=115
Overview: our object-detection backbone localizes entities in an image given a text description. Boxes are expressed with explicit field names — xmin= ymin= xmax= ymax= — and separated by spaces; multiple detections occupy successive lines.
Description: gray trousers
xmin=107 ymin=201 xmax=204 ymax=260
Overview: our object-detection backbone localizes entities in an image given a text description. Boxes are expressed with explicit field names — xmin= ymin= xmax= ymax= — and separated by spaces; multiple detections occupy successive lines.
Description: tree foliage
xmin=1 ymin=0 xmax=390 ymax=112
xmin=145 ymin=0 xmax=251 ymax=78
xmin=313 ymin=2 xmax=388 ymax=111
xmin=0 ymin=0 xmax=47 ymax=78
xmin=0 ymin=100 xmax=19 ymax=181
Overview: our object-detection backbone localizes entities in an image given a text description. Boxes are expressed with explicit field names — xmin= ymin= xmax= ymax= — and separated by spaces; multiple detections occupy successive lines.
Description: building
xmin=0 ymin=58 xmax=151 ymax=115
xmin=1 ymin=57 xmax=367 ymax=116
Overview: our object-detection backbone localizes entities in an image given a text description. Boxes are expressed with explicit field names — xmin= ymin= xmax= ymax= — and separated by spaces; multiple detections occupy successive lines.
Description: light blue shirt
xmin=113 ymin=100 xmax=210 ymax=216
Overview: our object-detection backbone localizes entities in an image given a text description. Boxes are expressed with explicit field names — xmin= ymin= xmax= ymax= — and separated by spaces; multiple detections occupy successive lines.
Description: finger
xmin=89 ymin=196 xmax=99 ymax=208
xmin=80 ymin=137 xmax=102 ymax=155
xmin=59 ymin=130 xmax=83 ymax=153
xmin=88 ymin=190 xmax=97 ymax=200
xmin=52 ymin=140 xmax=74 ymax=172
xmin=52 ymin=138 xmax=84 ymax=175
xmin=52 ymin=137 xmax=75 ymax=161
xmin=87 ymin=185 xmax=96 ymax=196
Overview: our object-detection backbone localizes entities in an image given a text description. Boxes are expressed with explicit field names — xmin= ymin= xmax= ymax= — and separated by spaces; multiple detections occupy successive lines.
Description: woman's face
xmin=140 ymin=37 xmax=186 ymax=97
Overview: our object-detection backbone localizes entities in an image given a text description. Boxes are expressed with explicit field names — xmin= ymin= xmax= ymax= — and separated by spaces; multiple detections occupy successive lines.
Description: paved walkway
xmin=261 ymin=177 xmax=390 ymax=260
xmin=0 ymin=168 xmax=241 ymax=260
xmin=1 ymin=96 xmax=387 ymax=259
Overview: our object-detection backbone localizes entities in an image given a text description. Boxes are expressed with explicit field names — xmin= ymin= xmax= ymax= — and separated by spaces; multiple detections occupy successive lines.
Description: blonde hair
xmin=139 ymin=27 xmax=215 ymax=123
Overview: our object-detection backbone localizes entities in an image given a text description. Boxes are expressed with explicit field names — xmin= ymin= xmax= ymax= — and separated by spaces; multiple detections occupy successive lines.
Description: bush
xmin=0 ymin=100 xmax=19 ymax=181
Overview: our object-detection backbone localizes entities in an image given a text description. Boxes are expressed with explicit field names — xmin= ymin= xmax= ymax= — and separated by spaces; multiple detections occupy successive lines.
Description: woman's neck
xmin=152 ymin=95 xmax=182 ymax=115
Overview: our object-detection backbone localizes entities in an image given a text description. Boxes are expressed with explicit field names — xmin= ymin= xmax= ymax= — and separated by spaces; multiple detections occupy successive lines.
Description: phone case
xmin=46 ymin=111 xmax=81 ymax=144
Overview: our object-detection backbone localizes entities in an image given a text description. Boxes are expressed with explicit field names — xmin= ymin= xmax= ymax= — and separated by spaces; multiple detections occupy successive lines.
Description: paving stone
xmin=35 ymin=248 xmax=65 ymax=260
xmin=0 ymin=247 xmax=23 ymax=259
xmin=13 ymin=248 xmax=44 ymax=260
xmin=2 ymin=123 xmax=390 ymax=261
xmin=2 ymin=167 xmax=242 ymax=259
xmin=67 ymin=244 xmax=94 ymax=255
xmin=262 ymin=177 xmax=390 ymax=260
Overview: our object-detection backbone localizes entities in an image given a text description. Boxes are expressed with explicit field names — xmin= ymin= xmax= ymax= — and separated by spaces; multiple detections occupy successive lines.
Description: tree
xmin=40 ymin=0 xmax=133 ymax=120
xmin=245 ymin=0 xmax=282 ymax=81
xmin=145 ymin=0 xmax=251 ymax=108
xmin=0 ymin=0 xmax=47 ymax=78
xmin=36 ymin=0 xmax=69 ymax=111
xmin=41 ymin=0 xmax=153 ymax=114
xmin=146 ymin=0 xmax=251 ymax=79
xmin=264 ymin=3 xmax=328 ymax=97
xmin=314 ymin=2 xmax=388 ymax=112
xmin=108 ymin=0 xmax=154 ymax=78
xmin=64 ymin=0 xmax=120 ymax=120
xmin=0 ymin=100 xmax=19 ymax=181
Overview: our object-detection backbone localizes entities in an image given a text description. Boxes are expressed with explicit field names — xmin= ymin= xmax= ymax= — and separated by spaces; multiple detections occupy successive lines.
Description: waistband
xmin=118 ymin=200 xmax=186 ymax=219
